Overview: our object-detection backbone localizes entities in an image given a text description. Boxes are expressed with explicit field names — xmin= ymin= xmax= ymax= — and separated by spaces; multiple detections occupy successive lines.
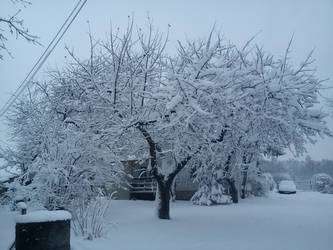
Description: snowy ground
xmin=1 ymin=191 xmax=333 ymax=250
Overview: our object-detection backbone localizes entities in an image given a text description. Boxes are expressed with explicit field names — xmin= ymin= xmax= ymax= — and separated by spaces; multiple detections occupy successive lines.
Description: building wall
xmin=175 ymin=166 xmax=198 ymax=191
xmin=113 ymin=159 xmax=198 ymax=201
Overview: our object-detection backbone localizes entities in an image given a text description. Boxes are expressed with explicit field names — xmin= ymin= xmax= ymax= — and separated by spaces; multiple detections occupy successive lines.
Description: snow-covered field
xmin=1 ymin=192 xmax=332 ymax=250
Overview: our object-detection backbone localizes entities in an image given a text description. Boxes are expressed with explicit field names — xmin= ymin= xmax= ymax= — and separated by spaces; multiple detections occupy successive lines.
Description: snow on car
xmin=278 ymin=180 xmax=297 ymax=194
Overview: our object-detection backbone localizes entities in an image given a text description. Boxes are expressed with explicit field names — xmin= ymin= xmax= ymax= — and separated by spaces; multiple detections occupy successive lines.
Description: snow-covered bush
xmin=71 ymin=196 xmax=113 ymax=239
xmin=246 ymin=175 xmax=271 ymax=197
xmin=323 ymin=182 xmax=333 ymax=194
xmin=311 ymin=173 xmax=333 ymax=192
xmin=4 ymin=159 xmax=116 ymax=211
xmin=0 ymin=185 xmax=9 ymax=205
xmin=191 ymin=180 xmax=231 ymax=206
xmin=262 ymin=173 xmax=276 ymax=191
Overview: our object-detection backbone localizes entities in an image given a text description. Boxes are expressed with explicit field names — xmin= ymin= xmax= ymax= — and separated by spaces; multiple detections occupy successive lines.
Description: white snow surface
xmin=0 ymin=192 xmax=332 ymax=250
xmin=15 ymin=210 xmax=71 ymax=223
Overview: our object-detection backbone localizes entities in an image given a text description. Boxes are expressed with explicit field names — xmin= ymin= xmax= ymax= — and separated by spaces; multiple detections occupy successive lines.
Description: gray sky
xmin=0 ymin=0 xmax=333 ymax=160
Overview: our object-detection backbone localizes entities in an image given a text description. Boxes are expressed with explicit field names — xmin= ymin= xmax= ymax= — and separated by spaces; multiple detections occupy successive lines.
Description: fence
xmin=294 ymin=180 xmax=311 ymax=191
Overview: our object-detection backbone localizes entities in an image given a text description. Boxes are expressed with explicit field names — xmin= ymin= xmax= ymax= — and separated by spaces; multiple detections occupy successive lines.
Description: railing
xmin=130 ymin=177 xmax=156 ymax=193
xmin=294 ymin=180 xmax=311 ymax=191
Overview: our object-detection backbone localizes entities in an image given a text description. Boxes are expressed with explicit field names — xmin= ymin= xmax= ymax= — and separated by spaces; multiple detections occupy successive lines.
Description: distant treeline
xmin=260 ymin=156 xmax=333 ymax=180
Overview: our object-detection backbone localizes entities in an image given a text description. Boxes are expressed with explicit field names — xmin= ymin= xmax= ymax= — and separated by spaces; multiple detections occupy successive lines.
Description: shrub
xmin=310 ymin=173 xmax=333 ymax=192
xmin=70 ymin=195 xmax=113 ymax=239
xmin=323 ymin=182 xmax=333 ymax=194
xmin=262 ymin=173 xmax=276 ymax=191
xmin=246 ymin=175 xmax=271 ymax=197
xmin=191 ymin=180 xmax=231 ymax=206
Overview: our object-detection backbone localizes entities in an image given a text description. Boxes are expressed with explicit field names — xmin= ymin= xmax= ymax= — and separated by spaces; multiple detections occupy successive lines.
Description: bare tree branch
xmin=0 ymin=1 xmax=40 ymax=59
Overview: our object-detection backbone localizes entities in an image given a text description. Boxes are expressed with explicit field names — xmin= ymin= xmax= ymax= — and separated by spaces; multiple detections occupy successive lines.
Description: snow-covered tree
xmin=1 ymin=19 xmax=168 ymax=210
xmin=186 ymin=36 xmax=331 ymax=205
xmin=3 ymin=78 xmax=125 ymax=209
xmin=2 ymin=22 xmax=330 ymax=220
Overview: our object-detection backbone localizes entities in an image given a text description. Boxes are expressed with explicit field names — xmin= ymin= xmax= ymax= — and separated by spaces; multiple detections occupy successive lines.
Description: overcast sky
xmin=0 ymin=0 xmax=332 ymax=160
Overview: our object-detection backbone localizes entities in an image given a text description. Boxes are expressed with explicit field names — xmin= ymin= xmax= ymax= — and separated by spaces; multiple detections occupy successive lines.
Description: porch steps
xmin=130 ymin=177 xmax=156 ymax=200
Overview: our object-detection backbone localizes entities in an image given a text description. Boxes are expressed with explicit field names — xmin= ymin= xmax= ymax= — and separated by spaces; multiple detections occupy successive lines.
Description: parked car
xmin=278 ymin=180 xmax=297 ymax=194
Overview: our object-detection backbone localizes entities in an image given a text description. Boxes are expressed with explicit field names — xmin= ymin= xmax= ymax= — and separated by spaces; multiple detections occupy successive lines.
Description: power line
xmin=0 ymin=0 xmax=88 ymax=118
xmin=6 ymin=0 xmax=84 ymax=109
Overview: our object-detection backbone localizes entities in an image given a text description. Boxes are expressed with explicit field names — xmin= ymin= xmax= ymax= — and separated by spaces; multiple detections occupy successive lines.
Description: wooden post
xmin=17 ymin=202 xmax=27 ymax=215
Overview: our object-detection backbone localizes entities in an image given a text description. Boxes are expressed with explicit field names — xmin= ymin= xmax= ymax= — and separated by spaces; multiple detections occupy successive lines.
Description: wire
xmin=7 ymin=0 xmax=88 ymax=105
xmin=5 ymin=0 xmax=84 ymax=107
xmin=12 ymin=0 xmax=84 ymax=102
xmin=0 ymin=0 xmax=88 ymax=118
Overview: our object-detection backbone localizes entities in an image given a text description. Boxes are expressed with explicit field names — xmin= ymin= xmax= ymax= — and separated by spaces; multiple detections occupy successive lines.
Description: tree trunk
xmin=156 ymin=180 xmax=172 ymax=219
xmin=136 ymin=125 xmax=191 ymax=219
xmin=241 ymin=155 xmax=255 ymax=199
xmin=226 ymin=178 xmax=238 ymax=203
xmin=170 ymin=177 xmax=176 ymax=202
xmin=241 ymin=168 xmax=248 ymax=199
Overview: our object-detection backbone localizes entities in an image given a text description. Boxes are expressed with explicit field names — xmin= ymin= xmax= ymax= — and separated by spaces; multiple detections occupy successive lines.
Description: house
xmin=114 ymin=159 xmax=198 ymax=201
xmin=0 ymin=168 xmax=19 ymax=197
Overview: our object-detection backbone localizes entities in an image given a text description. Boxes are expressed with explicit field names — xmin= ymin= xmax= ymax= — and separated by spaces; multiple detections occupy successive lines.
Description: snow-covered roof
xmin=0 ymin=170 xmax=15 ymax=183
xmin=15 ymin=210 xmax=72 ymax=223
xmin=0 ymin=167 xmax=21 ymax=183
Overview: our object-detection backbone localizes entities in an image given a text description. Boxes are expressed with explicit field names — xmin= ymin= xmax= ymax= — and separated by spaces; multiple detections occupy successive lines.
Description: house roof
xmin=0 ymin=167 xmax=20 ymax=183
